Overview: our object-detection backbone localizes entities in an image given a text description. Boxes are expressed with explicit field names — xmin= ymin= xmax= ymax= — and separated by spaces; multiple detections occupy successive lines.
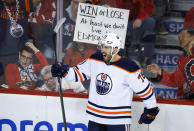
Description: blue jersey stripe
xmin=82 ymin=73 xmax=87 ymax=80
xmin=142 ymin=92 xmax=154 ymax=100
xmin=136 ymin=83 xmax=150 ymax=95
xmin=75 ymin=66 xmax=79 ymax=69
xmin=88 ymin=101 xmax=131 ymax=109
xmin=73 ymin=69 xmax=78 ymax=82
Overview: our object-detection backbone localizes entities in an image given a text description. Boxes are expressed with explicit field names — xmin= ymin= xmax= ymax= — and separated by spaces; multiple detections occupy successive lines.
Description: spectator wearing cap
xmin=147 ymin=7 xmax=194 ymax=99
xmin=184 ymin=7 xmax=194 ymax=28
xmin=5 ymin=40 xmax=48 ymax=90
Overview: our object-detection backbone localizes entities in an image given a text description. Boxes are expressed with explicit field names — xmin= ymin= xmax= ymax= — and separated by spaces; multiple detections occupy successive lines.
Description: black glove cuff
xmin=146 ymin=107 xmax=160 ymax=115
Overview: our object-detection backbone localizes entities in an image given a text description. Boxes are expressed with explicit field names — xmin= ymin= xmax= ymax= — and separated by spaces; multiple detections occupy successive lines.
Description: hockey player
xmin=51 ymin=33 xmax=159 ymax=131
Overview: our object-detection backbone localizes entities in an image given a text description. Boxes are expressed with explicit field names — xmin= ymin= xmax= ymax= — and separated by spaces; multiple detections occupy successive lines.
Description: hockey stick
xmin=53 ymin=17 xmax=67 ymax=131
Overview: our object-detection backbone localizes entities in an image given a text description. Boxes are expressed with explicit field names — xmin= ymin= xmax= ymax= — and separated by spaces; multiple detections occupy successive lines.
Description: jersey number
xmin=138 ymin=72 xmax=145 ymax=83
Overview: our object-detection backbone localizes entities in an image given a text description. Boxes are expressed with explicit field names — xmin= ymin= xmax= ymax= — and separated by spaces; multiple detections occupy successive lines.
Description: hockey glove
xmin=51 ymin=63 xmax=69 ymax=78
xmin=138 ymin=107 xmax=159 ymax=124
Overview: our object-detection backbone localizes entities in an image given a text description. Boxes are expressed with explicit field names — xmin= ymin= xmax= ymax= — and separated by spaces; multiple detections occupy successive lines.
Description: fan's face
xmin=42 ymin=72 xmax=56 ymax=91
xmin=19 ymin=50 xmax=33 ymax=68
xmin=179 ymin=30 xmax=193 ymax=50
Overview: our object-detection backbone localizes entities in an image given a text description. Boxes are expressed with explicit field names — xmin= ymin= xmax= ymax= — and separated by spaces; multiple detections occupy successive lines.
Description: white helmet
xmin=100 ymin=32 xmax=122 ymax=51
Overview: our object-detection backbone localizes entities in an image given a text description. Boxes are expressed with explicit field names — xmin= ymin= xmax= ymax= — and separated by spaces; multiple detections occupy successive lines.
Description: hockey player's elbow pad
xmin=138 ymin=107 xmax=159 ymax=124
xmin=51 ymin=63 xmax=69 ymax=78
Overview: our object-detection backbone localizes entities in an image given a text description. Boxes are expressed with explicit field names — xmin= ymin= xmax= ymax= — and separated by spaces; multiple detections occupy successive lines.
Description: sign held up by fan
xmin=73 ymin=3 xmax=129 ymax=48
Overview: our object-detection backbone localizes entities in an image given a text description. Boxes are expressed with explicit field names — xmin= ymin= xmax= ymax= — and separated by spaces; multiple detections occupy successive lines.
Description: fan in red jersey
xmin=147 ymin=7 xmax=194 ymax=99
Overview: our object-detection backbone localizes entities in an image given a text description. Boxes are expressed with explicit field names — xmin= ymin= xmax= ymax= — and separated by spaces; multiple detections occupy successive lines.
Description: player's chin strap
xmin=53 ymin=17 xmax=68 ymax=131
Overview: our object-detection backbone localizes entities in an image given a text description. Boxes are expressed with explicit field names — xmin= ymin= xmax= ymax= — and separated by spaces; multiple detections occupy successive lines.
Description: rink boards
xmin=0 ymin=90 xmax=194 ymax=131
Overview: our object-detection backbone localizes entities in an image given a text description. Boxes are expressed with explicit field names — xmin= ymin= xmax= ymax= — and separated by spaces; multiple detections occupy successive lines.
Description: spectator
xmin=38 ymin=65 xmax=87 ymax=93
xmin=28 ymin=0 xmax=56 ymax=25
xmin=147 ymin=7 xmax=194 ymax=99
xmin=64 ymin=42 xmax=97 ymax=66
xmin=0 ymin=0 xmax=36 ymax=63
xmin=0 ymin=0 xmax=38 ymax=69
xmin=119 ymin=0 xmax=156 ymax=67
xmin=5 ymin=40 xmax=48 ymax=90
xmin=51 ymin=32 xmax=159 ymax=130
xmin=28 ymin=0 xmax=56 ymax=59
xmin=53 ymin=0 xmax=86 ymax=54
xmin=152 ymin=0 xmax=168 ymax=35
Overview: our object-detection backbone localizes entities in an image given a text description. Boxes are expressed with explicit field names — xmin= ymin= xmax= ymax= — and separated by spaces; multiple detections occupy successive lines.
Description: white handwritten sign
xmin=73 ymin=3 xmax=130 ymax=48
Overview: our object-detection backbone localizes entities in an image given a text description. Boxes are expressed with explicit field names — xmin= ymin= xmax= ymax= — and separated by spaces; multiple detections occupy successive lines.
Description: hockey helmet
xmin=100 ymin=32 xmax=122 ymax=51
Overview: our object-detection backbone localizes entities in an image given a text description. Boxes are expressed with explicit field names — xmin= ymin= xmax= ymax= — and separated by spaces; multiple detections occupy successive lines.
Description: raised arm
xmin=25 ymin=42 xmax=48 ymax=74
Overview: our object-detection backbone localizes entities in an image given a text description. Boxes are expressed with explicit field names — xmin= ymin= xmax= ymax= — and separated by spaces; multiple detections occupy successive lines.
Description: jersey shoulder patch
xmin=113 ymin=58 xmax=140 ymax=72
xmin=90 ymin=51 xmax=103 ymax=61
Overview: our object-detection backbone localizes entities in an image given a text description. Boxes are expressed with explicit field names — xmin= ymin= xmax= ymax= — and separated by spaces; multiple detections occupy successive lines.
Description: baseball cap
xmin=183 ymin=7 xmax=194 ymax=31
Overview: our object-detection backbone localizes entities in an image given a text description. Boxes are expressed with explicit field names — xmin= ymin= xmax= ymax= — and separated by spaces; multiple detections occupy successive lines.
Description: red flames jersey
xmin=160 ymin=54 xmax=194 ymax=97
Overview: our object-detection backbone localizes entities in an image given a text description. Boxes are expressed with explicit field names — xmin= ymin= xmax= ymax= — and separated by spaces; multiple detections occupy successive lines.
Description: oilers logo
xmin=95 ymin=73 xmax=112 ymax=95
xmin=10 ymin=23 xmax=24 ymax=38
